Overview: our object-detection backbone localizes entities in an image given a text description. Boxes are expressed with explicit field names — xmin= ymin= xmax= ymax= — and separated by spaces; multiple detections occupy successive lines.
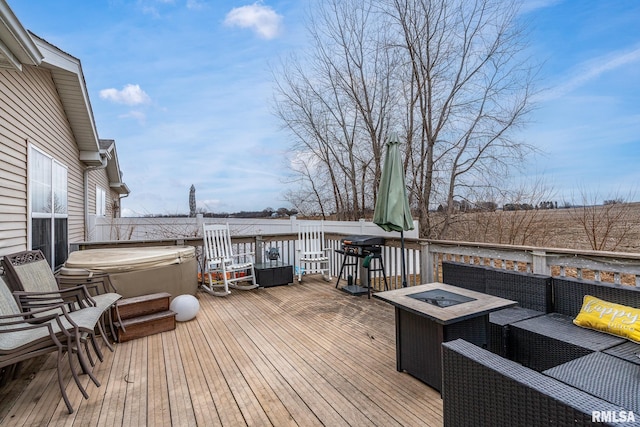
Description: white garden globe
xmin=170 ymin=294 xmax=200 ymax=322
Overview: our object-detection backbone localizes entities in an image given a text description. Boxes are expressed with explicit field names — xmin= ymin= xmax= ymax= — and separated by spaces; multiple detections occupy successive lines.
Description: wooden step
xmin=113 ymin=292 xmax=171 ymax=320
xmin=114 ymin=310 xmax=176 ymax=342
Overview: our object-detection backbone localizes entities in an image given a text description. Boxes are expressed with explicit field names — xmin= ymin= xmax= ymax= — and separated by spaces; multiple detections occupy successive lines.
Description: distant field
xmin=443 ymin=202 xmax=640 ymax=253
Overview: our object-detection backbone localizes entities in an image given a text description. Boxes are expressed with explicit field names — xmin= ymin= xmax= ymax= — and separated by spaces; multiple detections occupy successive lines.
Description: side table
xmin=254 ymin=262 xmax=293 ymax=288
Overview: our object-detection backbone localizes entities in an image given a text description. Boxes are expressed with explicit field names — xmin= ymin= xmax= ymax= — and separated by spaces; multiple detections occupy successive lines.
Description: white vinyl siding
xmin=0 ymin=66 xmax=86 ymax=258
xmin=88 ymin=167 xmax=113 ymax=217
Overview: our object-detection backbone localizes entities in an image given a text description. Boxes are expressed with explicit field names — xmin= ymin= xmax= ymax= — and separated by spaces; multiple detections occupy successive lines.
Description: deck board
xmin=0 ymin=278 xmax=443 ymax=426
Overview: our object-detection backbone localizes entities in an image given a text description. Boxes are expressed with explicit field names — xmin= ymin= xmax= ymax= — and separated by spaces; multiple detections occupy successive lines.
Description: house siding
xmin=0 ymin=65 xmax=86 ymax=257
xmin=88 ymin=167 xmax=116 ymax=217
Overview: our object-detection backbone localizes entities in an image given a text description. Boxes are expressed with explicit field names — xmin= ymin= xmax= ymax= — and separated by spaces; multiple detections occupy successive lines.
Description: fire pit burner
xmin=408 ymin=289 xmax=476 ymax=308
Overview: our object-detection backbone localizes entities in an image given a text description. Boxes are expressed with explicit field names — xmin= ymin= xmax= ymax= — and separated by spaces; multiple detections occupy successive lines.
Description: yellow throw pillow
xmin=573 ymin=295 xmax=640 ymax=343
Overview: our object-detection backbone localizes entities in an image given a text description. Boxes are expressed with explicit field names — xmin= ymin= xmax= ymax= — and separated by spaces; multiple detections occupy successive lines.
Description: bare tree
xmin=283 ymin=153 xmax=332 ymax=217
xmin=274 ymin=0 xmax=537 ymax=235
xmin=273 ymin=0 xmax=397 ymax=220
xmin=569 ymin=189 xmax=637 ymax=251
xmin=388 ymin=0 xmax=536 ymax=237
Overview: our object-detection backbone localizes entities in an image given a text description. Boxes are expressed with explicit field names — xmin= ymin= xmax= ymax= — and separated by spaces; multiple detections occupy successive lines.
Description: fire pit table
xmin=374 ymin=282 xmax=516 ymax=392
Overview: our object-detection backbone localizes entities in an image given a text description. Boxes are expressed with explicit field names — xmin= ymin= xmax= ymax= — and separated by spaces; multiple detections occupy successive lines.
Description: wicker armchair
xmin=1 ymin=250 xmax=122 ymax=347
xmin=442 ymin=339 xmax=631 ymax=426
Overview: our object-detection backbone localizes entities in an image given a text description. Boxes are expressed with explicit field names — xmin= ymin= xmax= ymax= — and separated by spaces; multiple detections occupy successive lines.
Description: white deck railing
xmin=81 ymin=217 xmax=640 ymax=289
xmin=423 ymin=240 xmax=640 ymax=287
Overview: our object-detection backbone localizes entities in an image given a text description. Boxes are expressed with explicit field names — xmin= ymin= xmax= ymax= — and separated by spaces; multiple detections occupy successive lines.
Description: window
xmin=29 ymin=145 xmax=68 ymax=269
xmin=96 ymin=186 xmax=106 ymax=216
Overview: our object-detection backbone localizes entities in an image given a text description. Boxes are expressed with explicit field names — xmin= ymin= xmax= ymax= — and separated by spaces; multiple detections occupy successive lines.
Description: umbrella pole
xmin=401 ymin=230 xmax=407 ymax=288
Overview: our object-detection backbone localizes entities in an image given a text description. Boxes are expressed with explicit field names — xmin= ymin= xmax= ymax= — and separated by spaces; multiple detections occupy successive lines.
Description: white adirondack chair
xmin=296 ymin=221 xmax=331 ymax=282
xmin=202 ymin=223 xmax=259 ymax=296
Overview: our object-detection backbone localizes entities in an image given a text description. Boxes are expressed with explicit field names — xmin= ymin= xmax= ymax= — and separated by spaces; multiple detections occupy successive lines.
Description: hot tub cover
xmin=63 ymin=246 xmax=196 ymax=274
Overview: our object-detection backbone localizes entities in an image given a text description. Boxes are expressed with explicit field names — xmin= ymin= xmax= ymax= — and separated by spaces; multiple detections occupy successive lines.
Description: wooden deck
xmin=0 ymin=278 xmax=443 ymax=426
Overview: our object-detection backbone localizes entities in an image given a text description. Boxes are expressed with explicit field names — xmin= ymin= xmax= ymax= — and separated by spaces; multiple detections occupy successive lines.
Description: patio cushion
xmin=573 ymin=295 xmax=640 ymax=343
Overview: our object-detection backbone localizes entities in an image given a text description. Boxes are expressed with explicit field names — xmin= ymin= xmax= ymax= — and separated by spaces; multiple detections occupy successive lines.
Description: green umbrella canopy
xmin=373 ymin=136 xmax=414 ymax=232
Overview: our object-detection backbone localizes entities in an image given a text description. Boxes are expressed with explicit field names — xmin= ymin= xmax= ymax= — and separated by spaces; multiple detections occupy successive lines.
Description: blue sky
xmin=9 ymin=0 xmax=640 ymax=215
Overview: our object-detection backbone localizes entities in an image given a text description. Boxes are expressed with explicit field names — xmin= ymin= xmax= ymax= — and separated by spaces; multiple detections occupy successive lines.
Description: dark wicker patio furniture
xmin=440 ymin=264 xmax=640 ymax=426
xmin=442 ymin=261 xmax=552 ymax=357
xmin=442 ymin=339 xmax=637 ymax=426
xmin=543 ymin=351 xmax=639 ymax=414
xmin=510 ymin=276 xmax=640 ymax=371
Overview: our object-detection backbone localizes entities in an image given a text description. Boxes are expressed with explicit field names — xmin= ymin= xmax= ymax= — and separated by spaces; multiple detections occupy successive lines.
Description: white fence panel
xmin=93 ymin=215 xmax=419 ymax=242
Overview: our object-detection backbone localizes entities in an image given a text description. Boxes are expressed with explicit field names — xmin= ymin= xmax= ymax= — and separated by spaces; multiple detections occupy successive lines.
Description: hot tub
xmin=59 ymin=246 xmax=198 ymax=299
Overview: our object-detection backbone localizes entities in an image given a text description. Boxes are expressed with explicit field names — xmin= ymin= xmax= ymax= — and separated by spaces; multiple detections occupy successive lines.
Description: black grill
xmin=340 ymin=235 xmax=385 ymax=257
xmin=336 ymin=235 xmax=387 ymax=298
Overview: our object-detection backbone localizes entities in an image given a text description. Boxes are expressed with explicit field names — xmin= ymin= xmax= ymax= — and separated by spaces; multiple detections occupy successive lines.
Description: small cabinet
xmin=254 ymin=262 xmax=294 ymax=288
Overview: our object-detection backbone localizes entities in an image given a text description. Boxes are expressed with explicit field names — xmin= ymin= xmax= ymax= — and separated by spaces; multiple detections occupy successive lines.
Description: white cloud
xmin=100 ymin=84 xmax=151 ymax=105
xmin=120 ymin=110 xmax=147 ymax=124
xmin=186 ymin=0 xmax=206 ymax=10
xmin=224 ymin=2 xmax=283 ymax=39
xmin=518 ymin=0 xmax=562 ymax=15
xmin=538 ymin=46 xmax=640 ymax=102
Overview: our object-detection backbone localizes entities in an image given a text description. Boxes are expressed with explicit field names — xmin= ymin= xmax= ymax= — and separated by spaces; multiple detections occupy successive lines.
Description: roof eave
xmin=30 ymin=33 xmax=101 ymax=162
xmin=0 ymin=0 xmax=42 ymax=70
xmin=99 ymin=138 xmax=130 ymax=197
xmin=110 ymin=182 xmax=131 ymax=195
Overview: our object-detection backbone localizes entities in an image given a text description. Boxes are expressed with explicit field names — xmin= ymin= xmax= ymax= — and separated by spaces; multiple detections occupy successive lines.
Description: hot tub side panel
xmin=107 ymin=256 xmax=197 ymax=300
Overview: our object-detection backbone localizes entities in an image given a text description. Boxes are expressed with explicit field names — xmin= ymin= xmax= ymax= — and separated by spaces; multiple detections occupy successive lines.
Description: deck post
xmin=420 ymin=241 xmax=434 ymax=283
xmin=531 ymin=251 xmax=550 ymax=275
xmin=255 ymin=235 xmax=264 ymax=264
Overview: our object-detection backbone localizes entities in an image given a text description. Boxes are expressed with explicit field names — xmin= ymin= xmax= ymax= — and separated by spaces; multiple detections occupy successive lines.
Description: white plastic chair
xmin=202 ymin=223 xmax=259 ymax=296
xmin=296 ymin=221 xmax=331 ymax=282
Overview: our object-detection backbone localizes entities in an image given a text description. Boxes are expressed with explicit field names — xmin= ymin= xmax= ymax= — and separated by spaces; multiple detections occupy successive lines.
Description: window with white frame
xmin=96 ymin=185 xmax=106 ymax=216
xmin=29 ymin=145 xmax=68 ymax=269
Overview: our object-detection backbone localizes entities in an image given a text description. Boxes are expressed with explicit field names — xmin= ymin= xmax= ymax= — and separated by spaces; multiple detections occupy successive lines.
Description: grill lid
xmin=341 ymin=235 xmax=385 ymax=246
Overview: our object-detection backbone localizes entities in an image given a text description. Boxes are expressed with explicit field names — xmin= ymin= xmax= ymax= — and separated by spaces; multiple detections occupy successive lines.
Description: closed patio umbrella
xmin=373 ymin=135 xmax=414 ymax=287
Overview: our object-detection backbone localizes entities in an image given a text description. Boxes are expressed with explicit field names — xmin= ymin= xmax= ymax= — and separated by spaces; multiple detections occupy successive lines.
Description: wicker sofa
xmin=441 ymin=263 xmax=640 ymax=425
xmin=510 ymin=276 xmax=640 ymax=371
xmin=442 ymin=262 xmax=640 ymax=367
xmin=442 ymin=339 xmax=638 ymax=427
